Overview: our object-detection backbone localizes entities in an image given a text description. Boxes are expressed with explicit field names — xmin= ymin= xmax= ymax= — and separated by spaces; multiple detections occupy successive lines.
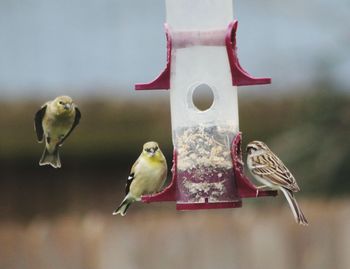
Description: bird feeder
xmin=135 ymin=0 xmax=277 ymax=210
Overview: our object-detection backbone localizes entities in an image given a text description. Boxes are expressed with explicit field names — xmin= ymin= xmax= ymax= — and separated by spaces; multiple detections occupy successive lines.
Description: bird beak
xmin=149 ymin=148 xmax=156 ymax=156
xmin=64 ymin=104 xmax=71 ymax=110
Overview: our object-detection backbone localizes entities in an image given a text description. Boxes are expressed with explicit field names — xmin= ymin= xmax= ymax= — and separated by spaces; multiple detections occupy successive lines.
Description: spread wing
xmin=34 ymin=105 xmax=47 ymax=142
xmin=125 ymin=158 xmax=140 ymax=195
xmin=59 ymin=107 xmax=81 ymax=146
xmin=250 ymin=150 xmax=300 ymax=192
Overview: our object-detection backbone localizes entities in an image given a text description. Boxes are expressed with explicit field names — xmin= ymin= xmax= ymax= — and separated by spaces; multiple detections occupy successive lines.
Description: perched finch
xmin=34 ymin=95 xmax=81 ymax=168
xmin=246 ymin=141 xmax=308 ymax=225
xmin=113 ymin=141 xmax=167 ymax=216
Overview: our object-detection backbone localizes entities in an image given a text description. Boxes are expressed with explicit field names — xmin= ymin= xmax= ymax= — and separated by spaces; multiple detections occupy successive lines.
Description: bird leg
xmin=255 ymin=185 xmax=269 ymax=197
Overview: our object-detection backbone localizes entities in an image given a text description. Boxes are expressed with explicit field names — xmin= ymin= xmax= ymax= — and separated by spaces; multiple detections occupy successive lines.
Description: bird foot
xmin=235 ymin=159 xmax=244 ymax=167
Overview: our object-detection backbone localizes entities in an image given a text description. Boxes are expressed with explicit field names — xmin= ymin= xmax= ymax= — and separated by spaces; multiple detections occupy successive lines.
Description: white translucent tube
xmin=166 ymin=0 xmax=239 ymax=203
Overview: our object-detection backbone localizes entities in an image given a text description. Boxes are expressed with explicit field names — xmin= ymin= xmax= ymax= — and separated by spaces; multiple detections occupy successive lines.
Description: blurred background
xmin=1 ymin=0 xmax=350 ymax=269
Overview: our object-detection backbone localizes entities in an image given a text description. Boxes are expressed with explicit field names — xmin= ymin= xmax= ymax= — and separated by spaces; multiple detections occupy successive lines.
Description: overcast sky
xmin=0 ymin=0 xmax=349 ymax=99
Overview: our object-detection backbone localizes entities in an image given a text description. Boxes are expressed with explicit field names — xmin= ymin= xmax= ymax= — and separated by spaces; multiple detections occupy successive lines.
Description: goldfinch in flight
xmin=113 ymin=141 xmax=167 ymax=216
xmin=34 ymin=95 xmax=81 ymax=168
xmin=246 ymin=141 xmax=308 ymax=225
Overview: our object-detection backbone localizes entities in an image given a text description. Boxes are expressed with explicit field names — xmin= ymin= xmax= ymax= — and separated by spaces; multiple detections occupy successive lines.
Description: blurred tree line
xmin=240 ymin=88 xmax=350 ymax=197
xmin=0 ymin=88 xmax=349 ymax=220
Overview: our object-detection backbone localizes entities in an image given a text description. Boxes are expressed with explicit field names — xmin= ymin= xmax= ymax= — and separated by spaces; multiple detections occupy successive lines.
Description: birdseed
xmin=175 ymin=125 xmax=238 ymax=202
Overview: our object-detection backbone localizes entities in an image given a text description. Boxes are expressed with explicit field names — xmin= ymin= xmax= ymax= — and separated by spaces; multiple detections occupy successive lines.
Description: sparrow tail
xmin=39 ymin=146 xmax=61 ymax=168
xmin=280 ymin=187 xmax=308 ymax=226
xmin=112 ymin=198 xmax=132 ymax=216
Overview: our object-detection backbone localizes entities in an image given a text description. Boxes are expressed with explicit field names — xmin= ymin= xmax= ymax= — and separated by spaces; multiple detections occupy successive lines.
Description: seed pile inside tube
xmin=175 ymin=125 xmax=236 ymax=202
xmin=176 ymin=125 xmax=233 ymax=171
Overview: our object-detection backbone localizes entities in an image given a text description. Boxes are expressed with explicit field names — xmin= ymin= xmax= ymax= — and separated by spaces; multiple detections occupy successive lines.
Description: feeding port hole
xmin=190 ymin=83 xmax=215 ymax=112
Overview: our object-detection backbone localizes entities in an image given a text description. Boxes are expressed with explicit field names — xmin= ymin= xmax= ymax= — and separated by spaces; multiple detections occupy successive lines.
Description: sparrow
xmin=246 ymin=141 xmax=308 ymax=225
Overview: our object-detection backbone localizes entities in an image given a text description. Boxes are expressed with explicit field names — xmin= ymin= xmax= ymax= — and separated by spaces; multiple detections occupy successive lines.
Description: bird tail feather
xmin=39 ymin=146 xmax=61 ymax=168
xmin=280 ymin=187 xmax=308 ymax=226
xmin=113 ymin=198 xmax=132 ymax=216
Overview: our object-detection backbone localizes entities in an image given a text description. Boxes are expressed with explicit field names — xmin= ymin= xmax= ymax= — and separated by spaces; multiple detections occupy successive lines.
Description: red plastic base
xmin=176 ymin=200 xmax=242 ymax=210
xmin=141 ymin=133 xmax=277 ymax=210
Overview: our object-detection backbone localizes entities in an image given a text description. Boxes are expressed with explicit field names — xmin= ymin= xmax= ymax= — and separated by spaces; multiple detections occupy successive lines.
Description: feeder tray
xmin=135 ymin=0 xmax=277 ymax=210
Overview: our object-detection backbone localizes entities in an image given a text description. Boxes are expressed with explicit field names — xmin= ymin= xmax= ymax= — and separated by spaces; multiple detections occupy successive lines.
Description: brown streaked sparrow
xmin=246 ymin=141 xmax=308 ymax=226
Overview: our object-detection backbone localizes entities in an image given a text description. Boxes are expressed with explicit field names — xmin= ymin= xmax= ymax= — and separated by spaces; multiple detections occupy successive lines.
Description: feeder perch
xmin=135 ymin=0 xmax=277 ymax=210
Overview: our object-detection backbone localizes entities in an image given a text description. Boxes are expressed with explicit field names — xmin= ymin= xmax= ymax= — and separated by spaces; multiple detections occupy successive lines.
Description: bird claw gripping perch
xmin=136 ymin=0 xmax=277 ymax=210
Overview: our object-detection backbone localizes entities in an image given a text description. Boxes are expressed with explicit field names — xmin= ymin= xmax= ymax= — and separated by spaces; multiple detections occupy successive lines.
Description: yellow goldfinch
xmin=113 ymin=141 xmax=167 ymax=216
xmin=34 ymin=95 xmax=81 ymax=168
xmin=246 ymin=141 xmax=308 ymax=225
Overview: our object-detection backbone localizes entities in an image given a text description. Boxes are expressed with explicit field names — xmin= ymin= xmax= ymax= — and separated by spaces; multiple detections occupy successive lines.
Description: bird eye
xmin=154 ymin=147 xmax=158 ymax=152
xmin=247 ymin=146 xmax=254 ymax=152
xmin=59 ymin=101 xmax=64 ymax=105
